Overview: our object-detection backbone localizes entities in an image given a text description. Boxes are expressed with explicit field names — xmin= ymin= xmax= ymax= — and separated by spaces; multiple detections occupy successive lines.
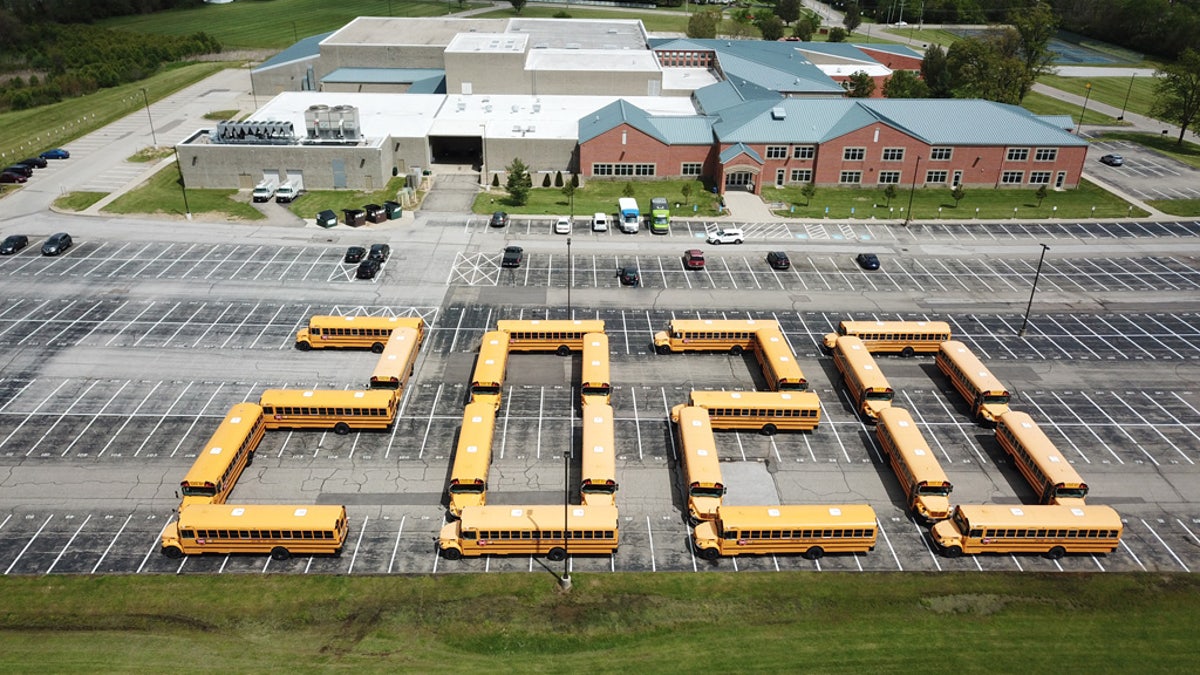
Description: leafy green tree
xmin=554 ymin=171 xmax=563 ymax=187
xmin=561 ymin=182 xmax=576 ymax=211
xmin=883 ymin=184 xmax=898 ymax=207
xmin=757 ymin=15 xmax=786 ymax=41
xmin=1034 ymin=184 xmax=1048 ymax=206
xmin=776 ymin=0 xmax=801 ymax=24
xmin=491 ymin=173 xmax=500 ymax=188
xmin=946 ymin=36 xmax=1026 ymax=104
xmin=570 ymin=173 xmax=580 ymax=188
xmin=800 ymin=182 xmax=817 ymax=206
xmin=842 ymin=1 xmax=862 ymax=34
xmin=828 ymin=27 xmax=847 ymax=42
xmin=1151 ymin=48 xmax=1200 ymax=146
xmin=792 ymin=15 xmax=817 ymax=40
xmin=505 ymin=158 xmax=532 ymax=205
xmin=883 ymin=70 xmax=930 ymax=98
xmin=509 ymin=0 xmax=526 ymax=14
xmin=921 ymin=44 xmax=953 ymax=98
xmin=1009 ymin=2 xmax=1058 ymax=101
xmin=843 ymin=71 xmax=876 ymax=98
xmin=951 ymin=185 xmax=966 ymax=207
xmin=542 ymin=172 xmax=551 ymax=187
xmin=687 ymin=9 xmax=722 ymax=39
xmin=623 ymin=182 xmax=636 ymax=198
xmin=681 ymin=183 xmax=693 ymax=205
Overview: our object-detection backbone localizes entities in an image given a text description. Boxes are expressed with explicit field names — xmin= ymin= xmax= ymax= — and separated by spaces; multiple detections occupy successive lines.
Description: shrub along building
xmin=177 ymin=17 xmax=1087 ymax=194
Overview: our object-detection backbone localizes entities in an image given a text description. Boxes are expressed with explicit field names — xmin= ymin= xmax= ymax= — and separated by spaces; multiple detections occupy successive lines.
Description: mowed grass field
xmin=1036 ymin=74 xmax=1160 ymax=120
xmin=100 ymin=0 xmax=483 ymax=50
xmin=1 ymin=573 xmax=1198 ymax=670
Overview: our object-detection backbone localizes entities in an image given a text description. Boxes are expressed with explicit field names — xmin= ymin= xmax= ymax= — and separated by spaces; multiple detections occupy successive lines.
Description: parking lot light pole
xmin=1018 ymin=244 xmax=1050 ymax=337
xmin=1118 ymin=74 xmax=1135 ymax=121
xmin=173 ymin=148 xmax=192 ymax=221
xmin=140 ymin=88 xmax=157 ymax=147
xmin=1076 ymin=83 xmax=1092 ymax=134
xmin=903 ymin=156 xmax=920 ymax=226
xmin=559 ymin=449 xmax=572 ymax=591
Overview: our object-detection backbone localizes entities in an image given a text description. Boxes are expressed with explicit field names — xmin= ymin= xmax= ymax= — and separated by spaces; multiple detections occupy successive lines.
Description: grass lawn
xmin=470 ymin=6 xmax=692 ymax=34
xmin=204 ymin=109 xmax=242 ymax=121
xmin=0 ymin=573 xmax=1198 ymax=670
xmin=767 ymin=179 xmax=1146 ymax=220
xmin=100 ymin=0 xmax=485 ymax=50
xmin=127 ymin=147 xmax=176 ymax=163
xmin=103 ymin=161 xmax=263 ymax=221
xmin=0 ymin=62 xmax=231 ymax=166
xmin=1147 ymin=198 xmax=1200 ymax=217
xmin=52 ymin=192 xmax=107 ymax=212
xmin=474 ymin=179 xmax=721 ymax=218
xmin=1020 ymin=90 xmax=1125 ymax=127
xmin=1096 ymin=130 xmax=1200 ymax=170
xmin=288 ymin=177 xmax=408 ymax=220
xmin=1037 ymin=74 xmax=1159 ymax=120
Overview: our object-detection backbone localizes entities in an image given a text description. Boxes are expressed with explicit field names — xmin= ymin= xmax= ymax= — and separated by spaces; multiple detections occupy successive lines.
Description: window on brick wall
xmin=843 ymin=147 xmax=866 ymax=161
xmin=925 ymin=170 xmax=948 ymax=184
xmin=1029 ymin=171 xmax=1051 ymax=184
xmin=1001 ymin=171 xmax=1024 ymax=184
xmin=930 ymin=147 xmax=952 ymax=161
xmin=839 ymin=170 xmax=862 ymax=184
xmin=681 ymin=162 xmax=702 ymax=176
xmin=793 ymin=146 xmax=814 ymax=160
xmin=766 ymin=146 xmax=788 ymax=159
xmin=1034 ymin=148 xmax=1057 ymax=161
xmin=1006 ymin=148 xmax=1029 ymax=161
xmin=882 ymin=148 xmax=905 ymax=161
xmin=790 ymin=169 xmax=813 ymax=182
xmin=878 ymin=171 xmax=901 ymax=184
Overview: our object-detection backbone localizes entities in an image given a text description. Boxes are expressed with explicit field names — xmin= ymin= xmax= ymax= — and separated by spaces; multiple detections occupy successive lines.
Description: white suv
xmin=706 ymin=227 xmax=744 ymax=245
xmin=592 ymin=213 xmax=609 ymax=232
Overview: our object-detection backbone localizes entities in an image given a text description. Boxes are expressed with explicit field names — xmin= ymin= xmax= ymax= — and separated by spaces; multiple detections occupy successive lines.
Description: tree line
xmin=0 ymin=0 xmax=204 ymax=24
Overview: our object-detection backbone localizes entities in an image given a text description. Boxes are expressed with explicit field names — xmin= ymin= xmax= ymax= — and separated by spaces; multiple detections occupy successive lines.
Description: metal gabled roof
xmin=862 ymin=99 xmax=1090 ymax=146
xmin=577 ymin=99 xmax=667 ymax=145
xmin=254 ymin=32 xmax=335 ymax=72
xmin=649 ymin=116 xmax=716 ymax=144
xmin=714 ymin=99 xmax=869 ymax=144
xmin=719 ymin=142 xmax=762 ymax=164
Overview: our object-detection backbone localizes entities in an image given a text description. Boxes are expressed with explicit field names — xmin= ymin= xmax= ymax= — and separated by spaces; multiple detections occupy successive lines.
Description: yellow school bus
xmin=438 ymin=504 xmax=619 ymax=560
xmin=179 ymin=403 xmax=266 ymax=509
xmin=580 ymin=403 xmax=617 ymax=506
xmin=495 ymin=319 xmax=605 ymax=355
xmin=996 ymin=411 xmax=1088 ymax=506
xmin=580 ymin=332 xmax=612 ymax=407
xmin=448 ymin=401 xmax=498 ymax=517
xmin=671 ymin=404 xmax=725 ymax=523
xmin=821 ymin=320 xmax=952 ymax=355
xmin=368 ymin=326 xmax=422 ymax=392
xmin=832 ymin=336 xmax=893 ymax=421
xmin=754 ymin=328 xmax=807 ymax=391
xmin=470 ymin=331 xmax=510 ymax=410
xmin=653 ymin=318 xmax=779 ymax=355
xmin=931 ymin=504 xmax=1122 ymax=559
xmin=693 ymin=504 xmax=878 ymax=560
xmin=936 ymin=341 xmax=1010 ymax=425
xmin=259 ymin=389 xmax=398 ymax=434
xmin=687 ymin=390 xmax=821 ymax=434
xmin=294 ymin=315 xmax=426 ymax=353
xmin=876 ymin=407 xmax=953 ymax=523
xmin=161 ymin=504 xmax=349 ymax=560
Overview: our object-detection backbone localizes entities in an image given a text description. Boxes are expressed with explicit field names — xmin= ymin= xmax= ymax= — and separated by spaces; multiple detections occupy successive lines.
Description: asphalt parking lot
xmin=2 ymin=297 xmax=1200 ymax=576
xmin=1088 ymin=138 xmax=1200 ymax=202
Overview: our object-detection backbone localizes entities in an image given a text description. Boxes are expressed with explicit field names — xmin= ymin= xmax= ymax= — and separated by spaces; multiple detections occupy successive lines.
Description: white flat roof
xmin=446 ymin=32 xmax=528 ymax=54
xmin=251 ymin=91 xmax=444 ymax=140
xmin=247 ymin=91 xmax=698 ymax=143
xmin=661 ymin=67 xmax=720 ymax=92
xmin=526 ymin=49 xmax=659 ymax=72
xmin=820 ymin=64 xmax=892 ymax=77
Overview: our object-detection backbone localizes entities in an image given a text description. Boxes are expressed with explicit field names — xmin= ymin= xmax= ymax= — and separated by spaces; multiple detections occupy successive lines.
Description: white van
xmin=251 ymin=178 xmax=277 ymax=203
xmin=592 ymin=212 xmax=609 ymax=232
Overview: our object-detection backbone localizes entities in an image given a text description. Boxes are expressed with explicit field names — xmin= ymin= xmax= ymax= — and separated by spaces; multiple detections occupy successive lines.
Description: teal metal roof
xmin=578 ymin=100 xmax=667 ymax=145
xmin=653 ymin=38 xmax=843 ymax=96
xmin=320 ymin=68 xmax=445 ymax=93
xmin=650 ymin=116 xmax=715 ymax=144
xmin=719 ymin=143 xmax=762 ymax=164
xmin=254 ymin=32 xmax=334 ymax=72
xmin=713 ymin=98 xmax=1090 ymax=147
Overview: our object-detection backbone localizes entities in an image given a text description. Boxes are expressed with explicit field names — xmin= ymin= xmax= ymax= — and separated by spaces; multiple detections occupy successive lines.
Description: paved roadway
xmin=3 ymin=69 xmax=1200 ymax=577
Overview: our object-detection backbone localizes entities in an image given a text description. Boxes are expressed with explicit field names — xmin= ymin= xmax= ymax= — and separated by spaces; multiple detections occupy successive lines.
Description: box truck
xmin=617 ymin=197 xmax=640 ymax=234
xmin=650 ymin=197 xmax=670 ymax=234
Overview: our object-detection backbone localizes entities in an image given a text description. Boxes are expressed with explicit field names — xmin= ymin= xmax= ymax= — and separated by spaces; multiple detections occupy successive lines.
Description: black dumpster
xmin=364 ymin=203 xmax=387 ymax=224
xmin=343 ymin=208 xmax=366 ymax=227
xmin=383 ymin=200 xmax=403 ymax=219
xmin=315 ymin=209 xmax=338 ymax=228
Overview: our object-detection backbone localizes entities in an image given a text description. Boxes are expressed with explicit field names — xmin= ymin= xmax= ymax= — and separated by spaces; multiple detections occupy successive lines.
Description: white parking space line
xmin=169 ymin=384 xmax=225 ymax=458
xmin=1041 ymin=315 xmax=1101 ymax=359
xmin=105 ymin=242 xmax=154 ymax=278
xmin=46 ymin=514 xmax=92 ymax=574
xmin=249 ymin=246 xmax=286 ymax=281
xmin=91 ymin=514 xmax=133 ymax=574
xmin=135 ymin=381 xmax=193 ymax=457
xmin=0 ymin=299 xmax=53 ymax=340
xmin=876 ymin=519 xmax=904 ymax=571
xmin=61 ymin=380 xmax=131 ymax=457
xmin=219 ymin=302 xmax=260 ymax=349
xmin=248 ymin=304 xmax=288 ymax=349
xmin=0 ymin=380 xmax=70 ymax=453
xmin=1079 ymin=392 xmax=1157 ymax=465
xmin=155 ymin=243 xmax=200 ymax=278
xmin=202 ymin=247 xmax=241 ymax=280
xmin=899 ymin=391 xmax=955 ymax=464
xmin=417 ymin=383 xmax=443 ymax=460
xmin=1067 ymin=315 xmax=1133 ymax=359
xmin=1139 ymin=519 xmax=1190 ymax=572
xmin=97 ymin=381 xmax=162 ymax=458
xmin=1019 ymin=394 xmax=1091 ymax=465
xmin=1104 ymin=392 xmax=1194 ymax=465
xmin=3 ymin=514 xmax=53 ymax=575
xmin=1121 ymin=315 xmax=1187 ymax=359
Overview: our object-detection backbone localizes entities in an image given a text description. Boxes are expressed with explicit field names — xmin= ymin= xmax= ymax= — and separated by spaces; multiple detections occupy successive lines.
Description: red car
xmin=683 ymin=249 xmax=705 ymax=269
xmin=0 ymin=172 xmax=28 ymax=184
